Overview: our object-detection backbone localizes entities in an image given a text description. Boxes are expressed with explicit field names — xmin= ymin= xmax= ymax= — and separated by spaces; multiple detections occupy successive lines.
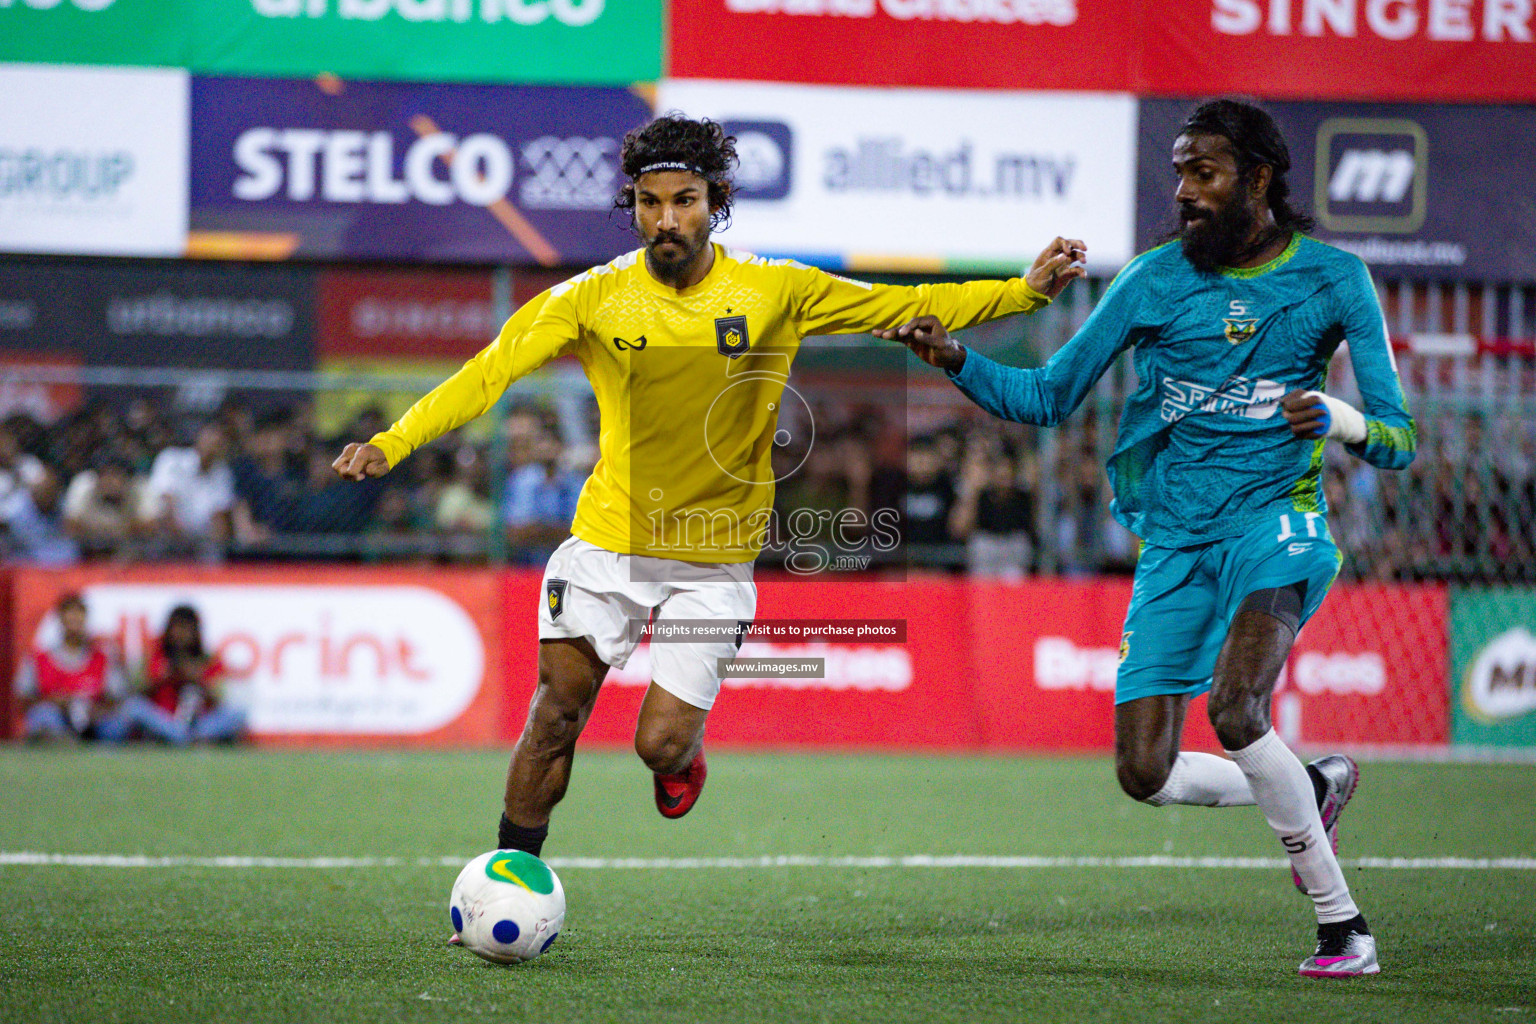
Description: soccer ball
xmin=449 ymin=850 xmax=566 ymax=964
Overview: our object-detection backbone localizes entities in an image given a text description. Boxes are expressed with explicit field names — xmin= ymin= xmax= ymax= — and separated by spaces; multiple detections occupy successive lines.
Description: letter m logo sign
xmin=1315 ymin=118 xmax=1428 ymax=234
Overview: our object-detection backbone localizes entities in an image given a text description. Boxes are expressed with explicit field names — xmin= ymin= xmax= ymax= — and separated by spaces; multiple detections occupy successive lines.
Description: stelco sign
xmin=232 ymin=127 xmax=517 ymax=206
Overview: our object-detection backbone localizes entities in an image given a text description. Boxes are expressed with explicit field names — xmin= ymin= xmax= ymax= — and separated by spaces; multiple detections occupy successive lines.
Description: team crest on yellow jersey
xmin=1223 ymin=318 xmax=1259 ymax=345
xmin=546 ymin=578 xmax=568 ymax=620
xmin=715 ymin=315 xmax=750 ymax=357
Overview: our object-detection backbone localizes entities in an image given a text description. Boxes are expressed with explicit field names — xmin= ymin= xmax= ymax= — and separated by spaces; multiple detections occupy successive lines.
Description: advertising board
xmin=10 ymin=566 xmax=506 ymax=744
xmin=0 ymin=0 xmax=660 ymax=85
xmin=1452 ymin=588 xmax=1536 ymax=748
xmin=657 ymin=80 xmax=1137 ymax=272
xmin=190 ymin=76 xmax=652 ymax=265
xmin=1137 ymin=99 xmax=1536 ymax=280
xmin=0 ymin=64 xmax=188 ymax=258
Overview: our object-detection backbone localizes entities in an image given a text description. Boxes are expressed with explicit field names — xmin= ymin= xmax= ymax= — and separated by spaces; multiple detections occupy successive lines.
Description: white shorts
xmin=538 ymin=536 xmax=756 ymax=711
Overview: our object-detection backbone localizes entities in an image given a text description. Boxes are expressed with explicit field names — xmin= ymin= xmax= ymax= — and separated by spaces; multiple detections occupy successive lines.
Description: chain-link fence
xmin=1 ymin=273 xmax=1531 ymax=586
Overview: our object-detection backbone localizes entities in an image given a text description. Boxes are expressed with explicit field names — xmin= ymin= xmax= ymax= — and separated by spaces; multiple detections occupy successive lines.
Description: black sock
xmin=1306 ymin=764 xmax=1328 ymax=809
xmin=498 ymin=814 xmax=548 ymax=857
xmin=1318 ymin=913 xmax=1370 ymax=937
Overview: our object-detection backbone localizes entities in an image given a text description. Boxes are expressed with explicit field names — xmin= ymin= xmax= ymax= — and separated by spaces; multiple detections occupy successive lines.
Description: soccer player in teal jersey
xmin=882 ymin=99 xmax=1415 ymax=978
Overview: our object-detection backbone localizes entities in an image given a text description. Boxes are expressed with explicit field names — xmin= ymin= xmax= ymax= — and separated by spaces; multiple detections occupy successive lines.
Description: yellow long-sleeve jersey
xmin=370 ymin=244 xmax=1048 ymax=562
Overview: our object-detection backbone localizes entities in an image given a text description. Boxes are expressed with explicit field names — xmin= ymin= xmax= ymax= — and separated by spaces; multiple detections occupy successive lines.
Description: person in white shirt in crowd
xmin=139 ymin=423 xmax=236 ymax=559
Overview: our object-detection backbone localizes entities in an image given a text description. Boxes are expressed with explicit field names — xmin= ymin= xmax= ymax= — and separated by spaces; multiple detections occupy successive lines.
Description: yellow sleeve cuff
xmin=367 ymin=431 xmax=412 ymax=469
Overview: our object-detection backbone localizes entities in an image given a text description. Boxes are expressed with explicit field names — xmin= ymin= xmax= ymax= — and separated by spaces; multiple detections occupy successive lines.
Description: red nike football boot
xmin=653 ymin=750 xmax=708 ymax=819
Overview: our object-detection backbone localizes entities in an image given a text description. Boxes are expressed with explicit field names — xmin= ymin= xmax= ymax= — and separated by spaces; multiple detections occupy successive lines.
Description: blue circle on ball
xmin=492 ymin=920 xmax=520 ymax=944
xmin=450 ymin=906 xmax=463 ymax=933
xmin=540 ymin=932 xmax=559 ymax=953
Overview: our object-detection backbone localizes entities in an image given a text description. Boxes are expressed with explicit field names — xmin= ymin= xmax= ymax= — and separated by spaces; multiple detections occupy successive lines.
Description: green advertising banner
xmin=1452 ymin=587 xmax=1536 ymax=748
xmin=0 ymin=0 xmax=659 ymax=85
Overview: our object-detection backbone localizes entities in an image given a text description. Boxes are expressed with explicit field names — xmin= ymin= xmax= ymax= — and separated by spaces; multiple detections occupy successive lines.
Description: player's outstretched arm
xmin=332 ymin=442 xmax=392 ymax=482
xmin=1024 ymin=237 xmax=1088 ymax=300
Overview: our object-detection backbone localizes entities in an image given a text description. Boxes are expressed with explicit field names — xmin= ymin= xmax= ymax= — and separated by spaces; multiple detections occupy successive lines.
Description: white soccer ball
xmin=449 ymin=850 xmax=566 ymax=964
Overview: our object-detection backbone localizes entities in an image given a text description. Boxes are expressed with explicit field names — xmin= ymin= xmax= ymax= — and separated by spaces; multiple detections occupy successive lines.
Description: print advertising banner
xmin=1141 ymin=0 xmax=1536 ymax=103
xmin=9 ymin=566 xmax=507 ymax=744
xmin=655 ymin=80 xmax=1137 ymax=273
xmin=0 ymin=64 xmax=188 ymax=258
xmin=317 ymin=267 xmax=496 ymax=360
xmin=0 ymin=260 xmax=316 ymax=373
xmin=669 ymin=0 xmax=1536 ymax=102
xmin=0 ymin=0 xmax=660 ymax=86
xmin=668 ymin=0 xmax=1135 ymax=92
xmin=189 ymin=76 xmax=652 ymax=265
xmin=504 ymin=573 xmax=1447 ymax=752
xmin=1452 ymin=588 xmax=1536 ymax=748
xmin=1136 ymin=99 xmax=1536 ymax=280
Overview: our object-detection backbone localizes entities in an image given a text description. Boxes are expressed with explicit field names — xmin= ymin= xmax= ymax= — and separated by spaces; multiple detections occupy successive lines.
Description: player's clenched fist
xmin=1279 ymin=390 xmax=1328 ymax=439
xmin=332 ymin=442 xmax=391 ymax=481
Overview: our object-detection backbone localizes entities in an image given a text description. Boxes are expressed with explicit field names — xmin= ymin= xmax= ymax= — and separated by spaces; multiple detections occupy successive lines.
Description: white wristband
xmin=1305 ymin=391 xmax=1368 ymax=445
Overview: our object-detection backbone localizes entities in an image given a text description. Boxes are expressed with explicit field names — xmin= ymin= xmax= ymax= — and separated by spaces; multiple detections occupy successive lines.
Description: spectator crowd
xmin=0 ymin=388 xmax=1531 ymax=582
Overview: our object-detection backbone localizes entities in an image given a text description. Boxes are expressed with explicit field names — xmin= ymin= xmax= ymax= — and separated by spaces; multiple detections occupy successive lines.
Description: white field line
xmin=2 ymin=852 xmax=1535 ymax=871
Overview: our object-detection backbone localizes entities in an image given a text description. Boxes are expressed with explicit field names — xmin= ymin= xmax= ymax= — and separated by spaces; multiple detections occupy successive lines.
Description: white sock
xmin=1144 ymin=752 xmax=1256 ymax=807
xmin=1226 ymin=729 xmax=1359 ymax=924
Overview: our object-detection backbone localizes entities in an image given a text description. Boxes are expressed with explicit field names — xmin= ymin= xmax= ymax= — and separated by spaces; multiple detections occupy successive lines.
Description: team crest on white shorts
xmin=547 ymin=579 xmax=568 ymax=620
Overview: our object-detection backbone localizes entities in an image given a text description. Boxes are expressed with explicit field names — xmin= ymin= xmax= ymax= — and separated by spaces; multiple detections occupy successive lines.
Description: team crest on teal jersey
xmin=1223 ymin=318 xmax=1259 ymax=344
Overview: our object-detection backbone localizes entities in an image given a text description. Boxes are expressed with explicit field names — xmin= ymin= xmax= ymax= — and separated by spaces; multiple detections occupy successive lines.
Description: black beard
xmin=645 ymin=230 xmax=706 ymax=284
xmin=1178 ymin=198 xmax=1257 ymax=275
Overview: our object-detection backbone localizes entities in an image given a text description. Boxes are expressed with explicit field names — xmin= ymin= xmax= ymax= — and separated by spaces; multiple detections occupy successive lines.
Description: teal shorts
xmin=1114 ymin=511 xmax=1342 ymax=706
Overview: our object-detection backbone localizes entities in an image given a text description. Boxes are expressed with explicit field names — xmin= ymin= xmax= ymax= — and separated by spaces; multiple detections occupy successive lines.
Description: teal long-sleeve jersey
xmin=947 ymin=235 xmax=1417 ymax=548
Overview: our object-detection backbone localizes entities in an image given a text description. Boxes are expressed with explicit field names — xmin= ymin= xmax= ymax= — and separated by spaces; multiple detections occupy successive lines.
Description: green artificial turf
xmin=1 ymin=748 xmax=1532 ymax=1023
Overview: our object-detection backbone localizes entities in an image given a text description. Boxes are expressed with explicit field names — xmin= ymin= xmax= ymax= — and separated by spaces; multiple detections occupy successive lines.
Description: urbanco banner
xmin=656 ymin=80 xmax=1137 ymax=273
xmin=0 ymin=0 xmax=659 ymax=86
xmin=1137 ymin=99 xmax=1536 ymax=281
xmin=0 ymin=64 xmax=188 ymax=258
xmin=189 ymin=76 xmax=654 ymax=265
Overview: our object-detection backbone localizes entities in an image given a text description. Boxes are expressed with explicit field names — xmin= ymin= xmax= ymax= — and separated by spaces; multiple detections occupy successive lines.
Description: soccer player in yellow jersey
xmin=334 ymin=114 xmax=1085 ymax=860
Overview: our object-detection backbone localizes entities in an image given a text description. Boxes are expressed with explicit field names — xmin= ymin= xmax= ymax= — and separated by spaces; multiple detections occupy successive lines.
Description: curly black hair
xmin=1180 ymin=98 xmax=1315 ymax=234
xmin=613 ymin=113 xmax=738 ymax=231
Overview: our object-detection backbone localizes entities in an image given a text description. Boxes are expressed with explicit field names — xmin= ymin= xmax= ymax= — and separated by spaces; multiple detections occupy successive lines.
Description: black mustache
xmin=651 ymin=233 xmax=686 ymax=246
xmin=1179 ymin=206 xmax=1210 ymax=223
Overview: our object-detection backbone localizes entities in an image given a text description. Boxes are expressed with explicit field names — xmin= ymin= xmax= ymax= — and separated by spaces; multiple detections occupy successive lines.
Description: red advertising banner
xmin=1280 ymin=583 xmax=1450 ymax=747
xmin=503 ymin=571 xmax=983 ymax=750
xmin=317 ymin=268 xmax=496 ymax=361
xmin=8 ymin=565 xmax=506 ymax=746
xmin=5 ymin=567 xmax=1445 ymax=750
xmin=503 ymin=572 xmax=1447 ymax=753
xmin=969 ymin=578 xmax=1224 ymax=753
xmin=668 ymin=0 xmax=1536 ymax=102
xmin=667 ymin=0 xmax=1138 ymax=91
xmin=0 ymin=568 xmax=12 ymax=738
xmin=1142 ymin=0 xmax=1536 ymax=103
